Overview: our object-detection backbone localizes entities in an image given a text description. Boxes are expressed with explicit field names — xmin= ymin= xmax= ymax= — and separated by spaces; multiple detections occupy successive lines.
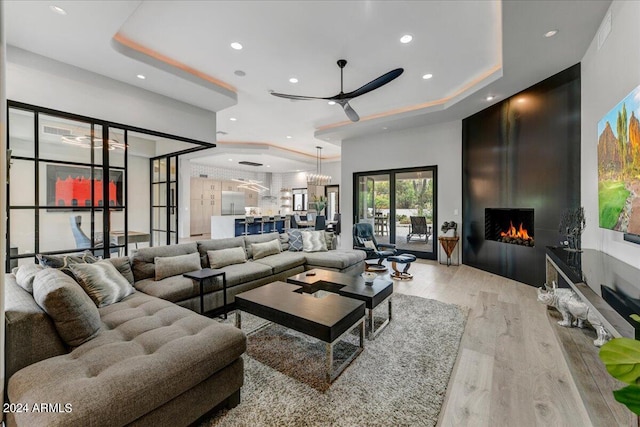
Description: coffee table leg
xmin=235 ymin=311 xmax=242 ymax=329
xmin=326 ymin=342 xmax=333 ymax=383
xmin=368 ymin=296 xmax=392 ymax=340
xmin=326 ymin=318 xmax=365 ymax=382
xmin=199 ymin=279 xmax=204 ymax=314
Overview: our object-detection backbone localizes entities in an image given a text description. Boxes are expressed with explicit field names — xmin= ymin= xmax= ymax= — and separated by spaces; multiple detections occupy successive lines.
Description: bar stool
xmin=243 ymin=216 xmax=254 ymax=235
xmin=260 ymin=215 xmax=270 ymax=234
xmin=272 ymin=215 xmax=282 ymax=233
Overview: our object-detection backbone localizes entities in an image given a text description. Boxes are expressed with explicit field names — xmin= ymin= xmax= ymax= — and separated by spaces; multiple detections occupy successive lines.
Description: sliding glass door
xmin=354 ymin=166 xmax=437 ymax=259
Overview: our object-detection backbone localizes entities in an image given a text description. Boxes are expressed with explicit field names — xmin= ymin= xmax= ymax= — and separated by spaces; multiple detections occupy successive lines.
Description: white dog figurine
xmin=537 ymin=281 xmax=610 ymax=347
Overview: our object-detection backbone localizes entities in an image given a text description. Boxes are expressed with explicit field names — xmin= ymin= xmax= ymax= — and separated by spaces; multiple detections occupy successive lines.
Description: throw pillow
xmin=154 ymin=252 xmax=201 ymax=281
xmin=324 ymin=231 xmax=336 ymax=250
xmin=287 ymin=229 xmax=304 ymax=252
xmin=37 ymin=251 xmax=99 ymax=277
xmin=32 ymin=268 xmax=101 ymax=347
xmin=363 ymin=240 xmax=377 ymax=250
xmin=207 ymin=247 xmax=247 ymax=269
xmin=301 ymin=230 xmax=328 ymax=253
xmin=15 ymin=262 xmax=44 ymax=294
xmin=252 ymin=239 xmax=282 ymax=260
xmin=70 ymin=261 xmax=135 ymax=308
xmin=105 ymin=256 xmax=135 ymax=285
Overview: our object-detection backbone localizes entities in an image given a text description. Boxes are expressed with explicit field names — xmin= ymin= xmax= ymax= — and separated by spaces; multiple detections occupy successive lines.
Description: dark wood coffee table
xmin=235 ymin=281 xmax=365 ymax=382
xmin=287 ymin=269 xmax=393 ymax=340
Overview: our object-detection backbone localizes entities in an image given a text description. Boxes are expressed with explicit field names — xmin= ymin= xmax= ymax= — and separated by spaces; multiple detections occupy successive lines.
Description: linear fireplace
xmin=485 ymin=208 xmax=535 ymax=247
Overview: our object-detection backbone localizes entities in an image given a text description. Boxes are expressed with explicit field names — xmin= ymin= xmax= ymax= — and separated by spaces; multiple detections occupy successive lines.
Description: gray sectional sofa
xmin=4 ymin=257 xmax=245 ymax=427
xmin=3 ymin=231 xmax=365 ymax=426
xmin=131 ymin=232 xmax=366 ymax=314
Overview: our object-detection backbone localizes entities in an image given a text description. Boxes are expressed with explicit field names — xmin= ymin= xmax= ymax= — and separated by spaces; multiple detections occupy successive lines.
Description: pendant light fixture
xmin=307 ymin=146 xmax=332 ymax=185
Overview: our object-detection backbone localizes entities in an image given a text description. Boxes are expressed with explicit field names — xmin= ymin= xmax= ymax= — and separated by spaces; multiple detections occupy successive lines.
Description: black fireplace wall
xmin=462 ymin=64 xmax=581 ymax=286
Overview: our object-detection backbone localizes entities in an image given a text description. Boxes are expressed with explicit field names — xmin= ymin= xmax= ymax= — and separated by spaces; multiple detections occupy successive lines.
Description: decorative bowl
xmin=361 ymin=272 xmax=377 ymax=284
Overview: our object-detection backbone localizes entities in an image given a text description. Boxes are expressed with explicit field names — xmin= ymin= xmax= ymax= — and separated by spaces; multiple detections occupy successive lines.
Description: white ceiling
xmin=5 ymin=0 xmax=611 ymax=171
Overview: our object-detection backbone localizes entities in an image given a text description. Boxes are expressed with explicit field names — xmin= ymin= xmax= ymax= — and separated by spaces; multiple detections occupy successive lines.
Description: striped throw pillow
xmin=70 ymin=261 xmax=135 ymax=307
xmin=301 ymin=230 xmax=328 ymax=253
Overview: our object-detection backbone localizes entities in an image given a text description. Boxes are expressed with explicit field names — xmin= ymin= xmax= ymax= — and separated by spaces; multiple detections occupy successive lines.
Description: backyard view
xmin=357 ymin=169 xmax=435 ymax=255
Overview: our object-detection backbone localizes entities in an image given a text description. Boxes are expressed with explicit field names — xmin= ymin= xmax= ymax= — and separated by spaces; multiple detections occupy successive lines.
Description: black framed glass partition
xmin=354 ymin=166 xmax=437 ymax=259
xmin=6 ymin=101 xmax=214 ymax=271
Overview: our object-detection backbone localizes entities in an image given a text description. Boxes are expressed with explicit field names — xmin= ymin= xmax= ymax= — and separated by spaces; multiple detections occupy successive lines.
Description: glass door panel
xmin=395 ymin=170 xmax=435 ymax=256
xmin=355 ymin=167 xmax=437 ymax=259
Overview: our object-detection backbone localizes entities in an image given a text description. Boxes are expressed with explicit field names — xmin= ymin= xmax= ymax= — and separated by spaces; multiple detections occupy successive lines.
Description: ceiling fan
xmin=270 ymin=59 xmax=404 ymax=122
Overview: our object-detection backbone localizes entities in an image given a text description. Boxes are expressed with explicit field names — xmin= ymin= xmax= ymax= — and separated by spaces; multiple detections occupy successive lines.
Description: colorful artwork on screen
xmin=597 ymin=84 xmax=640 ymax=234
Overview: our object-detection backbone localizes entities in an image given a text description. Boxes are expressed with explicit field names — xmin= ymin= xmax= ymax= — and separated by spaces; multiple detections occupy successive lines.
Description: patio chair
xmin=407 ymin=216 xmax=432 ymax=243
xmin=353 ymin=222 xmax=396 ymax=272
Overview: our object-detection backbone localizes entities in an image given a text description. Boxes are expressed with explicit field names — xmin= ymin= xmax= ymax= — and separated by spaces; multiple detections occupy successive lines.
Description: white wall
xmin=581 ymin=1 xmax=640 ymax=267
xmin=7 ymin=47 xmax=216 ymax=143
xmin=341 ymin=120 xmax=462 ymax=251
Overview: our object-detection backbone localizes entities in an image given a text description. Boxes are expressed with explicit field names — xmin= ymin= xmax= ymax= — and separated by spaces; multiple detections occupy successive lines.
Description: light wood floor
xmin=390 ymin=259 xmax=619 ymax=427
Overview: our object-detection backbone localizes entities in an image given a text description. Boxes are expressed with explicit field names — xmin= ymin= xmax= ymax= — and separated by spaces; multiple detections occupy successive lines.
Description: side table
xmin=438 ymin=236 xmax=460 ymax=266
xmin=183 ymin=268 xmax=227 ymax=318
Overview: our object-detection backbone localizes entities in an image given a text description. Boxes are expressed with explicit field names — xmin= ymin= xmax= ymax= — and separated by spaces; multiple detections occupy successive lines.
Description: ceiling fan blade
xmin=270 ymin=92 xmax=328 ymax=101
xmin=343 ymin=68 xmax=404 ymax=99
xmin=343 ymin=102 xmax=360 ymax=122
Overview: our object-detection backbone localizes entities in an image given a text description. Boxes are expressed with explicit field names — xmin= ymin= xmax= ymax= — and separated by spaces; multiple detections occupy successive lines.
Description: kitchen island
xmin=210 ymin=215 xmax=289 ymax=238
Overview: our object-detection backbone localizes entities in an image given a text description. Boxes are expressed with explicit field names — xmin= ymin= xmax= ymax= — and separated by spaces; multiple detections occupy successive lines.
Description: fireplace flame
xmin=500 ymin=221 xmax=532 ymax=240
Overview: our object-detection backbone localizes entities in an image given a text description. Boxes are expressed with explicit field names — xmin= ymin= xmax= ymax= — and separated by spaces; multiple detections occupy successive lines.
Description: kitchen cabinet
xmin=190 ymin=178 xmax=221 ymax=235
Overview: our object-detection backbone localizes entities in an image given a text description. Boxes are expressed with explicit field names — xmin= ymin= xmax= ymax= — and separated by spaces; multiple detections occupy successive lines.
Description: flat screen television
xmin=597 ymin=83 xmax=640 ymax=239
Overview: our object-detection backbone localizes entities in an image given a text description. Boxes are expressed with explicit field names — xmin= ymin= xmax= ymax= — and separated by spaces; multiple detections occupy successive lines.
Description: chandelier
xmin=232 ymin=178 xmax=269 ymax=193
xmin=61 ymin=135 xmax=126 ymax=150
xmin=307 ymin=146 xmax=332 ymax=186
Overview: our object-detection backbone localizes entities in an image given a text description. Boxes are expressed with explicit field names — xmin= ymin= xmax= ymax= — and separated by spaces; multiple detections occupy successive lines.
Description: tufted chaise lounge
xmin=4 ymin=267 xmax=245 ymax=427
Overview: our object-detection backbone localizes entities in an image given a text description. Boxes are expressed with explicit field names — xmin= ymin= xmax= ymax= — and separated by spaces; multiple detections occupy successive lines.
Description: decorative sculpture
xmin=441 ymin=221 xmax=458 ymax=236
xmin=558 ymin=207 xmax=586 ymax=251
xmin=537 ymin=281 xmax=610 ymax=347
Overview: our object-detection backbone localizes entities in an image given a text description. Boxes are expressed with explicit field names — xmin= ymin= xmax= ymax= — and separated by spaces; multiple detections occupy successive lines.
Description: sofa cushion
xmin=15 ymin=262 xmax=44 ymax=293
xmin=252 ymin=251 xmax=307 ymax=274
xmin=207 ymin=246 xmax=247 ymax=269
xmin=32 ymin=268 xmax=102 ymax=347
xmin=154 ymin=252 xmax=201 ymax=281
xmin=303 ymin=249 xmax=367 ymax=270
xmin=134 ymin=276 xmax=197 ymax=303
xmin=37 ymin=251 xmax=99 ymax=277
xmin=251 ymin=239 xmax=282 ymax=260
xmin=287 ymin=229 xmax=303 ymax=252
xmin=70 ymin=261 xmax=135 ymax=308
xmin=7 ymin=291 xmax=246 ymax=427
xmin=106 ymin=256 xmax=135 ymax=285
xmin=244 ymin=233 xmax=279 ymax=259
xmin=197 ymin=237 xmax=245 ymax=268
xmin=279 ymin=232 xmax=290 ymax=251
xmin=301 ymin=230 xmax=328 ymax=252
xmin=221 ymin=261 xmax=273 ymax=287
xmin=131 ymin=242 xmax=198 ymax=281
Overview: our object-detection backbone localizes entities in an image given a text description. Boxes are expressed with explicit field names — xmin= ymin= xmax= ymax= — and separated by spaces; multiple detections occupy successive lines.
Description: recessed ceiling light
xmin=230 ymin=117 xmax=237 ymax=121
xmin=228 ymin=159 xmax=233 ymax=161
xmin=422 ymin=74 xmax=433 ymax=80
xmin=266 ymin=165 xmax=271 ymax=168
xmin=286 ymin=135 xmax=292 ymax=139
xmin=50 ymin=5 xmax=67 ymax=15
xmin=289 ymin=77 xmax=299 ymax=84
xmin=328 ymin=101 xmax=336 ymax=105
xmin=486 ymin=96 xmax=494 ymax=101
xmin=382 ymin=127 xmax=388 ymax=130
xmin=544 ymin=30 xmax=558 ymax=38
xmin=230 ymin=42 xmax=243 ymax=50
xmin=136 ymin=74 xmax=146 ymax=80
xmin=400 ymin=34 xmax=413 ymax=44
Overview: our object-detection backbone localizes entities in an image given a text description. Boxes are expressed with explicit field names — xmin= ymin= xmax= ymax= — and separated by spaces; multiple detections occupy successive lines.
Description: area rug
xmin=206 ymin=293 xmax=467 ymax=427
